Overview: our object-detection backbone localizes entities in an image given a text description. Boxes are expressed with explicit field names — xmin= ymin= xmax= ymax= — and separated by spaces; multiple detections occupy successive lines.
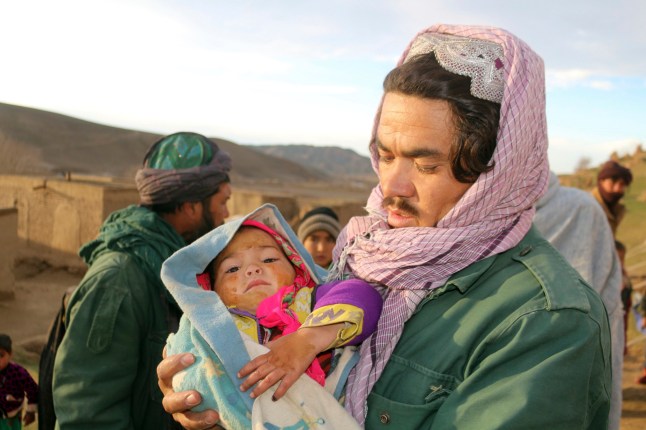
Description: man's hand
xmin=237 ymin=324 xmax=343 ymax=400
xmin=157 ymin=349 xmax=222 ymax=430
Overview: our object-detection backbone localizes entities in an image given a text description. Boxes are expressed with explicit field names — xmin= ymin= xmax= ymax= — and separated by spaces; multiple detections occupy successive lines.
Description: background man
xmin=53 ymin=132 xmax=231 ymax=430
xmin=158 ymin=26 xmax=611 ymax=429
xmin=592 ymin=159 xmax=633 ymax=236
xmin=534 ymin=171 xmax=623 ymax=430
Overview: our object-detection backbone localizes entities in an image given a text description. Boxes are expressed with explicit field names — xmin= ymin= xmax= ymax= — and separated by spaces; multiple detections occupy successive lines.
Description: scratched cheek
xmin=274 ymin=268 xmax=295 ymax=287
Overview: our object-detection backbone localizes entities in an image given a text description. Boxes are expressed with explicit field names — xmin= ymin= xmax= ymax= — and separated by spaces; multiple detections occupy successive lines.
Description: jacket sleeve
xmin=301 ymin=279 xmax=383 ymax=346
xmin=53 ymin=257 xmax=147 ymax=430
xmin=432 ymin=308 xmax=611 ymax=429
xmin=19 ymin=365 xmax=39 ymax=411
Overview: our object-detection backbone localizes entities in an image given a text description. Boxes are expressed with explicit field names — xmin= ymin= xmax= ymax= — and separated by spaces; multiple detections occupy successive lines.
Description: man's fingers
xmin=157 ymin=353 xmax=195 ymax=393
xmin=161 ymin=390 xmax=202 ymax=414
xmin=172 ymin=409 xmax=221 ymax=430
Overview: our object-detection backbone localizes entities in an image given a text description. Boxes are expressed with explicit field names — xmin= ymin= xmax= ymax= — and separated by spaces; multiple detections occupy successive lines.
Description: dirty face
xmin=213 ymin=227 xmax=296 ymax=313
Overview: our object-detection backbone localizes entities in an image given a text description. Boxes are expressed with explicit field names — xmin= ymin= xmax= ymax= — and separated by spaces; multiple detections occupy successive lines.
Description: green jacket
xmin=365 ymin=227 xmax=611 ymax=430
xmin=53 ymin=205 xmax=185 ymax=430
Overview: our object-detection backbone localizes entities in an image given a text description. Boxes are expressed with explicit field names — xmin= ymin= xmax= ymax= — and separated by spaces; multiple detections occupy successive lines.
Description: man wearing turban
xmin=52 ymin=132 xmax=232 ymax=430
xmin=592 ymin=159 xmax=633 ymax=236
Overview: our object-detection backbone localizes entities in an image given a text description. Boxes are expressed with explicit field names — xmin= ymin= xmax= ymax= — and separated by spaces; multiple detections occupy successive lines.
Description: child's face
xmin=214 ymin=228 xmax=296 ymax=313
xmin=0 ymin=348 xmax=11 ymax=371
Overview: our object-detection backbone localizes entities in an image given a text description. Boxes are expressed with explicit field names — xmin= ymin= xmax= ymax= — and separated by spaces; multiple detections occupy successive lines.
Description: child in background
xmin=0 ymin=334 xmax=38 ymax=430
xmin=297 ymin=207 xmax=341 ymax=269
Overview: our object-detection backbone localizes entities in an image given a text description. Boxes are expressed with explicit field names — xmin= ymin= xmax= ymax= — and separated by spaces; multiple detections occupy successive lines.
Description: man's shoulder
xmin=74 ymin=251 xmax=154 ymax=303
xmin=496 ymin=228 xmax=606 ymax=321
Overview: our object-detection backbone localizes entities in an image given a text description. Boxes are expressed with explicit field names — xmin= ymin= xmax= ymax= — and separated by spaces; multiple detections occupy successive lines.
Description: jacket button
xmin=519 ymin=246 xmax=532 ymax=256
xmin=379 ymin=412 xmax=391 ymax=424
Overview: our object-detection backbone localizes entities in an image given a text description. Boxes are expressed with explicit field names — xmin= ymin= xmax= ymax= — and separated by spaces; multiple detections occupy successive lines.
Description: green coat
xmin=365 ymin=227 xmax=611 ymax=430
xmin=53 ymin=206 xmax=185 ymax=430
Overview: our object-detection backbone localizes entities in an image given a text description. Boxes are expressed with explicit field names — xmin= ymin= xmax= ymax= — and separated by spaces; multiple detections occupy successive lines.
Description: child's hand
xmin=23 ymin=411 xmax=36 ymax=426
xmin=237 ymin=330 xmax=318 ymax=400
xmin=237 ymin=324 xmax=343 ymax=400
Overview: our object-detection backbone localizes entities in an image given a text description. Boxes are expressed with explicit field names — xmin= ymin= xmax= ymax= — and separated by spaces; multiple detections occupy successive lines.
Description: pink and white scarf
xmin=335 ymin=24 xmax=550 ymax=424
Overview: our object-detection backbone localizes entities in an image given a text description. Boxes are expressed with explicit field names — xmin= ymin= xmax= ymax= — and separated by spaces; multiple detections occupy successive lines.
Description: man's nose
xmin=381 ymin=161 xmax=415 ymax=198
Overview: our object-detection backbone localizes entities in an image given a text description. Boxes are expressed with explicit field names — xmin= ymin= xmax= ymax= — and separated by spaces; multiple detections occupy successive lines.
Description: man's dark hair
xmin=383 ymin=53 xmax=500 ymax=183
xmin=142 ymin=175 xmax=230 ymax=215
xmin=0 ymin=333 xmax=12 ymax=353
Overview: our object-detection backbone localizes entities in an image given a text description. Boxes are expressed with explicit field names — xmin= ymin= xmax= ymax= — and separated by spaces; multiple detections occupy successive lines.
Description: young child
xmin=163 ymin=204 xmax=381 ymax=429
xmin=0 ymin=334 xmax=38 ymax=430
xmin=203 ymin=219 xmax=382 ymax=400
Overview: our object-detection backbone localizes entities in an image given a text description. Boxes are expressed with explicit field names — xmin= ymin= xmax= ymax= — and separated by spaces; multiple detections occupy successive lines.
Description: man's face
xmin=376 ymin=92 xmax=473 ymax=228
xmin=303 ymin=230 xmax=336 ymax=268
xmin=183 ymin=182 xmax=232 ymax=243
xmin=214 ymin=227 xmax=296 ymax=313
xmin=205 ymin=182 xmax=232 ymax=228
xmin=599 ymin=177 xmax=627 ymax=205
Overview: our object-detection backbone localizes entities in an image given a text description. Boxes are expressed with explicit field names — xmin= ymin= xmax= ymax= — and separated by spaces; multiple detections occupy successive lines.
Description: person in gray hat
xmin=52 ymin=132 xmax=232 ymax=430
xmin=297 ymin=207 xmax=341 ymax=268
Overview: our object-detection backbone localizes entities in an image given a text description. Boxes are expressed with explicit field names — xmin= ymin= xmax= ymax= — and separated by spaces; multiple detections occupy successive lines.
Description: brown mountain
xmin=0 ymin=102 xmax=330 ymax=183
xmin=247 ymin=144 xmax=374 ymax=179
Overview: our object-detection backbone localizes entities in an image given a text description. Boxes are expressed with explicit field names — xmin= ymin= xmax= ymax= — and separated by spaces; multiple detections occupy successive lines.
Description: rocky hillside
xmin=0 ymin=102 xmax=371 ymax=184
xmin=249 ymin=144 xmax=374 ymax=179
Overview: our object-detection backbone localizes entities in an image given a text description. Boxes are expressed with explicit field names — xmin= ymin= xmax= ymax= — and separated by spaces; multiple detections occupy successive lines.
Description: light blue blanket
xmin=163 ymin=204 xmax=357 ymax=430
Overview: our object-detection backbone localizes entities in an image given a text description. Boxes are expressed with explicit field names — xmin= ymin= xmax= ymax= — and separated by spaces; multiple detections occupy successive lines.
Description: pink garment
xmin=338 ymin=24 xmax=549 ymax=424
xmin=256 ymin=286 xmax=327 ymax=386
xmin=242 ymin=220 xmax=326 ymax=386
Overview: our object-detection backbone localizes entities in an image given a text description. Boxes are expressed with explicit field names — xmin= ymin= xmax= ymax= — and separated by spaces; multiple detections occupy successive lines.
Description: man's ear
xmin=178 ymin=201 xmax=201 ymax=217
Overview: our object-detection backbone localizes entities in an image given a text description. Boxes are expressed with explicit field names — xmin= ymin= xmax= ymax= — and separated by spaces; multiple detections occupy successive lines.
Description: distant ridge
xmin=248 ymin=144 xmax=374 ymax=179
xmin=0 ymin=102 xmax=350 ymax=183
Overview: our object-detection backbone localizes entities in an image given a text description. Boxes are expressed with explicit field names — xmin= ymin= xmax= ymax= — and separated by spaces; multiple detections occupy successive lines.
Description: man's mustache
xmin=382 ymin=196 xmax=419 ymax=218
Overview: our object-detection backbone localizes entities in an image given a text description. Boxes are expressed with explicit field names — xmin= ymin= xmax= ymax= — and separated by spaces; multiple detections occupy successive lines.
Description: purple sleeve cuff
xmin=314 ymin=279 xmax=383 ymax=344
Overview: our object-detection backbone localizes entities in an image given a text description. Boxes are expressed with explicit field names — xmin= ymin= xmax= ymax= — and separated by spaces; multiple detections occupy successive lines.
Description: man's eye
xmin=416 ymin=163 xmax=438 ymax=174
xmin=225 ymin=266 xmax=239 ymax=274
xmin=378 ymin=153 xmax=394 ymax=164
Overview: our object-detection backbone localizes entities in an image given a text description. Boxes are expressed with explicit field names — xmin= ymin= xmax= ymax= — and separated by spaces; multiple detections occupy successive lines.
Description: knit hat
xmin=598 ymin=160 xmax=633 ymax=185
xmin=135 ymin=132 xmax=232 ymax=205
xmin=0 ymin=334 xmax=11 ymax=353
xmin=297 ymin=207 xmax=341 ymax=242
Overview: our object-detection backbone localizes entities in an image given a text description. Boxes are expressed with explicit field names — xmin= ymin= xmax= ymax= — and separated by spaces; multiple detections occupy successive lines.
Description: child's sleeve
xmin=19 ymin=364 xmax=39 ymax=412
xmin=300 ymin=279 xmax=383 ymax=348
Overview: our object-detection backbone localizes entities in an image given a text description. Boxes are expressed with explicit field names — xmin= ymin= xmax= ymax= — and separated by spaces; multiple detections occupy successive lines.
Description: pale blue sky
xmin=1 ymin=0 xmax=644 ymax=173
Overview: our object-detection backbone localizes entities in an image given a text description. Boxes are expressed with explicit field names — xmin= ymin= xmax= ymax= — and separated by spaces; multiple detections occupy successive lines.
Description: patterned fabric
xmin=405 ymin=33 xmax=504 ymax=103
xmin=0 ymin=362 xmax=38 ymax=418
xmin=335 ymin=24 xmax=549 ymax=424
xmin=135 ymin=132 xmax=232 ymax=205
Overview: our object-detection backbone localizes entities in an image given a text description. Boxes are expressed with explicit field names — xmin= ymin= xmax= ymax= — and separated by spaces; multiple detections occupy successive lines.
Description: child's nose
xmin=246 ymin=264 xmax=262 ymax=276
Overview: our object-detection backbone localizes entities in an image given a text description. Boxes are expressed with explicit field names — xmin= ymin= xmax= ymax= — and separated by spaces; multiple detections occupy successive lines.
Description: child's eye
xmin=225 ymin=266 xmax=240 ymax=274
xmin=263 ymin=258 xmax=279 ymax=264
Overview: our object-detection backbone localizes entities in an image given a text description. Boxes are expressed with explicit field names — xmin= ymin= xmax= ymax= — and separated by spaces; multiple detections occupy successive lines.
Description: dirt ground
xmin=2 ymin=251 xmax=646 ymax=429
